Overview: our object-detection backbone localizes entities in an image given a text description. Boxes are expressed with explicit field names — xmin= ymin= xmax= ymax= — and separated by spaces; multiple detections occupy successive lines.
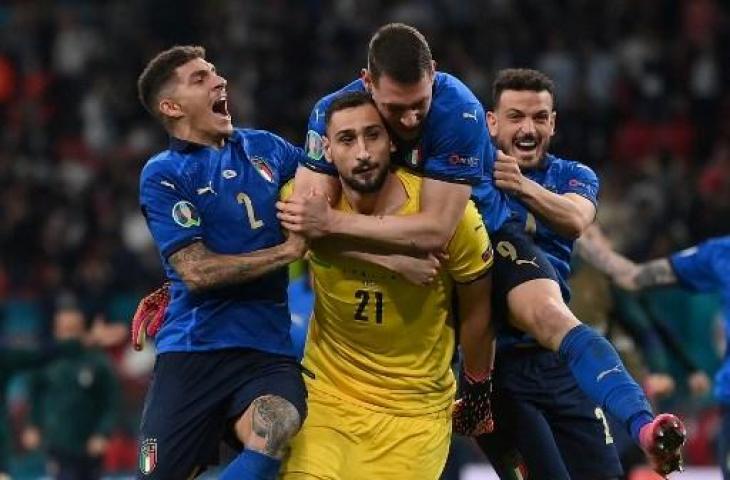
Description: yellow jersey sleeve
xmin=446 ymin=200 xmax=493 ymax=283
xmin=279 ymin=179 xmax=294 ymax=201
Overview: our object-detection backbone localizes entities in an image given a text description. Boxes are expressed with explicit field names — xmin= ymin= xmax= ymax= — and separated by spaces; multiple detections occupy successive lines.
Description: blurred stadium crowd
xmin=0 ymin=0 xmax=728 ymax=478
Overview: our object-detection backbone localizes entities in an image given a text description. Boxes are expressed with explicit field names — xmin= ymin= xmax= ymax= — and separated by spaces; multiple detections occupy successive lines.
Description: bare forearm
xmin=457 ymin=276 xmax=495 ymax=377
xmin=170 ymin=241 xmax=301 ymax=294
xmin=328 ymin=210 xmax=450 ymax=251
xmin=519 ymin=179 xmax=590 ymax=239
xmin=575 ymin=230 xmax=637 ymax=279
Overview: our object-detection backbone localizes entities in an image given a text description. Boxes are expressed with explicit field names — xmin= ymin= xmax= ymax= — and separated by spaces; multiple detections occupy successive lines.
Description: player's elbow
xmin=178 ymin=268 xmax=207 ymax=294
xmin=560 ymin=216 xmax=590 ymax=240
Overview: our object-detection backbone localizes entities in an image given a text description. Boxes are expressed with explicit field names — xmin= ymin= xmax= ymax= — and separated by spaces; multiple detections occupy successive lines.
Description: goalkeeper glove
xmin=453 ymin=369 xmax=494 ymax=436
xmin=131 ymin=282 xmax=170 ymax=351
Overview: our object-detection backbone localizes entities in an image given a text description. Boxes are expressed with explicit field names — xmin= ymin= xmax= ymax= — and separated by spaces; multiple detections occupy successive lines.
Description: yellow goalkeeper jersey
xmin=302 ymin=169 xmax=493 ymax=415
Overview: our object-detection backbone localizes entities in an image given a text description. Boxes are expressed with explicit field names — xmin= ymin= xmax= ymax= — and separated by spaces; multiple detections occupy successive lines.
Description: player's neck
xmin=342 ymin=173 xmax=406 ymax=215
xmin=170 ymin=123 xmax=226 ymax=149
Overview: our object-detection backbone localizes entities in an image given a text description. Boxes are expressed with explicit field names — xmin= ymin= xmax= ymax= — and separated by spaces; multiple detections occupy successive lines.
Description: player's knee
xmin=237 ymin=395 xmax=302 ymax=458
xmin=511 ymin=294 xmax=578 ymax=350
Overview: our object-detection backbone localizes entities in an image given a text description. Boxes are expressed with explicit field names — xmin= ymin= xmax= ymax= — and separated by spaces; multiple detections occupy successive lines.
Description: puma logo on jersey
xmin=515 ymin=257 xmax=539 ymax=268
xmin=596 ymin=365 xmax=622 ymax=382
xmin=196 ymin=182 xmax=217 ymax=195
xmin=462 ymin=110 xmax=478 ymax=121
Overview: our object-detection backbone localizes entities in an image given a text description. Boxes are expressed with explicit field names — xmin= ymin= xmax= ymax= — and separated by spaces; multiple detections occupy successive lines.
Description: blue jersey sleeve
xmin=139 ymin=159 xmax=203 ymax=259
xmin=559 ymin=162 xmax=599 ymax=205
xmin=302 ymin=98 xmax=337 ymax=176
xmin=421 ymin=102 xmax=486 ymax=185
xmin=670 ymin=242 xmax=722 ymax=293
xmin=268 ymin=132 xmax=307 ymax=185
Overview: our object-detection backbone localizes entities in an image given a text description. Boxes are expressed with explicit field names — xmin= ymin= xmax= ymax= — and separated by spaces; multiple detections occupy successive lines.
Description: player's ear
xmin=486 ymin=111 xmax=498 ymax=137
xmin=389 ymin=139 xmax=396 ymax=153
xmin=159 ymin=98 xmax=184 ymax=120
xmin=549 ymin=111 xmax=557 ymax=137
xmin=361 ymin=69 xmax=373 ymax=93
xmin=322 ymin=136 xmax=333 ymax=164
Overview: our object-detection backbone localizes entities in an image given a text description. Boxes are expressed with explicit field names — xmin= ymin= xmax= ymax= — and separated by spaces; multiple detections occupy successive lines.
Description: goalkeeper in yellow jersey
xmin=279 ymin=91 xmax=495 ymax=480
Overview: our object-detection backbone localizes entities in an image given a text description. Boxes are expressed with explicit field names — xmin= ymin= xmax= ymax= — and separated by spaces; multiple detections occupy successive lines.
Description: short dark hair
xmin=137 ymin=45 xmax=206 ymax=119
xmin=325 ymin=91 xmax=379 ymax=132
xmin=367 ymin=23 xmax=433 ymax=84
xmin=492 ymin=68 xmax=556 ymax=109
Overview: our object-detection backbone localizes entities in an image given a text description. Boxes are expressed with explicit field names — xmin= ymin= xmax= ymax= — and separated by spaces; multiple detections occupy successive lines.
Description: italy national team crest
xmin=171 ymin=201 xmax=201 ymax=228
xmin=139 ymin=438 xmax=157 ymax=475
xmin=406 ymin=147 xmax=423 ymax=168
xmin=251 ymin=156 xmax=275 ymax=183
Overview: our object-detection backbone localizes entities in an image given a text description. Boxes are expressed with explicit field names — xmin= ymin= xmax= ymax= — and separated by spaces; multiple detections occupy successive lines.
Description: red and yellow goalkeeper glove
xmin=453 ymin=369 xmax=495 ymax=436
xmin=131 ymin=282 xmax=170 ymax=351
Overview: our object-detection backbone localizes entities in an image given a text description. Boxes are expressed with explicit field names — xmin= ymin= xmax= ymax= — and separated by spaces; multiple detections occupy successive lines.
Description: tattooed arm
xmin=631 ymin=259 xmax=678 ymax=289
xmin=169 ymin=234 xmax=306 ymax=294
xmin=575 ymin=225 xmax=677 ymax=291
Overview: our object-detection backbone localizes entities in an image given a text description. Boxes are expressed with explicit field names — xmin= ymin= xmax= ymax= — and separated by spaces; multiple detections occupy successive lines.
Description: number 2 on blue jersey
xmin=237 ymin=192 xmax=263 ymax=229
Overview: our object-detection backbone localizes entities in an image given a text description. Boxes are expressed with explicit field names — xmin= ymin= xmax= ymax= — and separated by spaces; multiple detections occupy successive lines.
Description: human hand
xmin=277 ymin=190 xmax=333 ymax=239
xmin=86 ymin=435 xmax=108 ymax=457
xmin=688 ymin=371 xmax=711 ymax=397
xmin=391 ymin=252 xmax=442 ymax=286
xmin=643 ymin=373 xmax=676 ymax=400
xmin=494 ymin=150 xmax=526 ymax=196
xmin=453 ymin=370 xmax=495 ymax=436
xmin=21 ymin=426 xmax=41 ymax=451
xmin=284 ymin=231 xmax=309 ymax=260
xmin=131 ymin=282 xmax=170 ymax=351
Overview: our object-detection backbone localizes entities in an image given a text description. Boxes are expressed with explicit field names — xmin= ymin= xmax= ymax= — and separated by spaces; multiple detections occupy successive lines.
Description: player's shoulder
xmin=546 ymin=153 xmax=597 ymax=179
xmin=431 ymin=72 xmax=483 ymax=113
xmin=426 ymin=72 xmax=484 ymax=139
xmin=312 ymin=78 xmax=366 ymax=116
xmin=140 ymin=146 xmax=196 ymax=183
xmin=393 ymin=168 xmax=423 ymax=202
xmin=235 ymin=127 xmax=285 ymax=147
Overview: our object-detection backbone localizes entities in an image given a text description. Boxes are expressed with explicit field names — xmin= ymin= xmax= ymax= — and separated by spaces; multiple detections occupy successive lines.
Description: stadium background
xmin=0 ymin=0 xmax=727 ymax=478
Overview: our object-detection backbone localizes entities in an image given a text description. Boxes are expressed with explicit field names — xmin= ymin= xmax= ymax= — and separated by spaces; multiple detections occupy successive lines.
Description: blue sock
xmin=558 ymin=324 xmax=654 ymax=444
xmin=220 ymin=449 xmax=281 ymax=480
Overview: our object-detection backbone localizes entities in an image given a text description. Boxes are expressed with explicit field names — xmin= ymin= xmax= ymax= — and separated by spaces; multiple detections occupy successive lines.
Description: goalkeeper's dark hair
xmin=367 ymin=23 xmax=433 ymax=84
xmin=492 ymin=68 xmax=556 ymax=109
xmin=137 ymin=45 xmax=206 ymax=121
xmin=324 ymin=91 xmax=378 ymax=131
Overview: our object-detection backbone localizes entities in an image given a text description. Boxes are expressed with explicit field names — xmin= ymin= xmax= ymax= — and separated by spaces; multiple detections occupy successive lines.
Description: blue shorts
xmin=477 ymin=347 xmax=623 ymax=479
xmin=137 ymin=348 xmax=307 ymax=479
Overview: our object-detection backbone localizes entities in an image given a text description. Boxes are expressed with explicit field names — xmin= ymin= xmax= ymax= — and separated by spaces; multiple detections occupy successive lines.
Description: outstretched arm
xmin=575 ymin=225 xmax=678 ymax=291
xmin=170 ymin=235 xmax=306 ymax=294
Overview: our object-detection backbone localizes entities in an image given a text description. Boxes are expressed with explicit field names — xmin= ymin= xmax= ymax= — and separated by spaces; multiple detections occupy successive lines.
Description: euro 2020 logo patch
xmin=305 ymin=129 xmax=324 ymax=161
xmin=171 ymin=201 xmax=201 ymax=228
xmin=139 ymin=438 xmax=157 ymax=475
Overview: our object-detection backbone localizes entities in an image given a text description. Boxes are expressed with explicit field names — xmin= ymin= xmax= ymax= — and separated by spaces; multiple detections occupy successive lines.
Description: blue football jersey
xmin=507 ymin=154 xmax=599 ymax=301
xmin=303 ymin=72 xmax=511 ymax=232
xmin=670 ymin=236 xmax=730 ymax=403
xmin=496 ymin=154 xmax=598 ymax=350
xmin=139 ymin=128 xmax=304 ymax=355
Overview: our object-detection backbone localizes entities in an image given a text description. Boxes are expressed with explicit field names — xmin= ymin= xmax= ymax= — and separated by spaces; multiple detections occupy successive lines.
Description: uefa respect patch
xmin=171 ymin=201 xmax=201 ymax=228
